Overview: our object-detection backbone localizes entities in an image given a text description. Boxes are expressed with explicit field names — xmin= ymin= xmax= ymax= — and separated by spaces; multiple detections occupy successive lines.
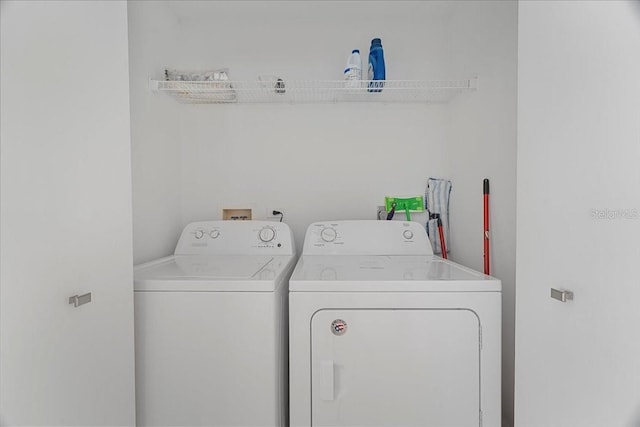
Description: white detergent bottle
xmin=344 ymin=49 xmax=362 ymax=88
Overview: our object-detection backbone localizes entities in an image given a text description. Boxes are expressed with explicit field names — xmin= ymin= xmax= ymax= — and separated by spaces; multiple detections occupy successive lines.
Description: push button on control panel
xmin=403 ymin=230 xmax=414 ymax=240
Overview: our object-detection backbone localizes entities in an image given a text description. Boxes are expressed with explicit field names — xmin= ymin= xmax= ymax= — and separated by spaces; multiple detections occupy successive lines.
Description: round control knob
xmin=209 ymin=230 xmax=220 ymax=239
xmin=195 ymin=230 xmax=205 ymax=239
xmin=403 ymin=230 xmax=414 ymax=240
xmin=259 ymin=227 xmax=276 ymax=243
xmin=321 ymin=227 xmax=337 ymax=242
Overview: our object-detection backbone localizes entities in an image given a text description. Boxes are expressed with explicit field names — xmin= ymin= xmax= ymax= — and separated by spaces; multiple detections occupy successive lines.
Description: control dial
xmin=259 ymin=227 xmax=276 ymax=243
xmin=320 ymin=227 xmax=338 ymax=242
xmin=195 ymin=229 xmax=205 ymax=239
xmin=209 ymin=229 xmax=220 ymax=239
xmin=403 ymin=230 xmax=414 ymax=240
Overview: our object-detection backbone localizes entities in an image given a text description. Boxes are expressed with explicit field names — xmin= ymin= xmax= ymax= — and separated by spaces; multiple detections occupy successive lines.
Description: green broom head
xmin=384 ymin=196 xmax=425 ymax=213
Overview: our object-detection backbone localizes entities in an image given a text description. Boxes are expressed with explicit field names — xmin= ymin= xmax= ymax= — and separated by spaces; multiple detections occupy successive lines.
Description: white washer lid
xmin=289 ymin=255 xmax=501 ymax=292
xmin=134 ymin=255 xmax=295 ymax=292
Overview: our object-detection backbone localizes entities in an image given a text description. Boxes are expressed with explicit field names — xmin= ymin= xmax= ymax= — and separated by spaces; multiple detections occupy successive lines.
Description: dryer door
xmin=311 ymin=309 xmax=481 ymax=426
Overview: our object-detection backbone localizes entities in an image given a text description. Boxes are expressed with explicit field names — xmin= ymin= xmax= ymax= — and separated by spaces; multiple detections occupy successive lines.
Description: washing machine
xmin=134 ymin=220 xmax=296 ymax=427
xmin=289 ymin=220 xmax=501 ymax=427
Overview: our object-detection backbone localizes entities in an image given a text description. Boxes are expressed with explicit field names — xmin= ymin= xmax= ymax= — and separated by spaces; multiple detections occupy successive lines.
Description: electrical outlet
xmin=266 ymin=208 xmax=283 ymax=221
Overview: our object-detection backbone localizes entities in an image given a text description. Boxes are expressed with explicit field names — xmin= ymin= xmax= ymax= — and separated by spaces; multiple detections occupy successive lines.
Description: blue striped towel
xmin=425 ymin=178 xmax=452 ymax=255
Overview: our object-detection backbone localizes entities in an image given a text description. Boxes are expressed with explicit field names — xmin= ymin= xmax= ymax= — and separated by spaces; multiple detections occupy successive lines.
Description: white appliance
xmin=289 ymin=220 xmax=501 ymax=427
xmin=134 ymin=220 xmax=296 ymax=427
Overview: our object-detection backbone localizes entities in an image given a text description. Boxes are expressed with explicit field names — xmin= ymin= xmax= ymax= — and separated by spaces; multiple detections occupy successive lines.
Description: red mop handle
xmin=437 ymin=217 xmax=448 ymax=260
xmin=483 ymin=179 xmax=490 ymax=275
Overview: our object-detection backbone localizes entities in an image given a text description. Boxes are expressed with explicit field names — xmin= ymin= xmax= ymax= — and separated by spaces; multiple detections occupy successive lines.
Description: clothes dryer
xmin=289 ymin=220 xmax=501 ymax=427
xmin=135 ymin=220 xmax=295 ymax=427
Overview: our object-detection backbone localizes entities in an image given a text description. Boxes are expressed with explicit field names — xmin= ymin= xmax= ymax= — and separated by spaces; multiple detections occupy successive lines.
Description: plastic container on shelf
xmin=344 ymin=49 xmax=362 ymax=88
xmin=367 ymin=38 xmax=386 ymax=92
xmin=164 ymin=67 xmax=229 ymax=82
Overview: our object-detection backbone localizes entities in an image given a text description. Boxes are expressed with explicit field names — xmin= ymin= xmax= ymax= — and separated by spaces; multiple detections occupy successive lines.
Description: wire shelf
xmin=149 ymin=78 xmax=478 ymax=104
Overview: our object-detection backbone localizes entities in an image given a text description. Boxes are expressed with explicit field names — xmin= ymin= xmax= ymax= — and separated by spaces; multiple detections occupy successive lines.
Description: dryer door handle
xmin=320 ymin=360 xmax=335 ymax=401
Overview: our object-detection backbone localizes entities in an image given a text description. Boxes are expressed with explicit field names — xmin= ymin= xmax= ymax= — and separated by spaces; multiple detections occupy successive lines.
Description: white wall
xmin=171 ymin=1 xmax=453 ymax=250
xmin=446 ymin=2 xmax=518 ymax=425
xmin=128 ymin=2 xmax=183 ymax=264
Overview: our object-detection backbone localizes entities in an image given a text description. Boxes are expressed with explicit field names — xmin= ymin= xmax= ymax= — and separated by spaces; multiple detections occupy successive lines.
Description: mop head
xmin=425 ymin=178 xmax=452 ymax=255
xmin=384 ymin=196 xmax=425 ymax=221
xmin=384 ymin=196 xmax=425 ymax=213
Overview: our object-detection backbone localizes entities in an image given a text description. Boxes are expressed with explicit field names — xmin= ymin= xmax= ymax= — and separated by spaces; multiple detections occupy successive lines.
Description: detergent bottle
xmin=344 ymin=49 xmax=362 ymax=88
xmin=367 ymin=38 xmax=386 ymax=92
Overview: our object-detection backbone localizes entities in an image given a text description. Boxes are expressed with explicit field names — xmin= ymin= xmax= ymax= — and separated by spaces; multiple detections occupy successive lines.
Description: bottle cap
xmin=371 ymin=38 xmax=382 ymax=45
xmin=352 ymin=49 xmax=360 ymax=54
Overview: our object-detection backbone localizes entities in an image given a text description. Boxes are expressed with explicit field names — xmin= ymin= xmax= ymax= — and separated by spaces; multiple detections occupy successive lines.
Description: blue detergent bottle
xmin=367 ymin=38 xmax=386 ymax=92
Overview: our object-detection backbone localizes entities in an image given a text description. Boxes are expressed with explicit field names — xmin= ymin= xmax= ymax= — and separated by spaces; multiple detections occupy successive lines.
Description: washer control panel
xmin=303 ymin=220 xmax=432 ymax=256
xmin=175 ymin=220 xmax=295 ymax=255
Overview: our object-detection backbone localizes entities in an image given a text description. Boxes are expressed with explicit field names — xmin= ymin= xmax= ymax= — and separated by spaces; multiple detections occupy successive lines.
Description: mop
xmin=484 ymin=178 xmax=490 ymax=275
xmin=384 ymin=196 xmax=424 ymax=221
xmin=425 ymin=177 xmax=452 ymax=256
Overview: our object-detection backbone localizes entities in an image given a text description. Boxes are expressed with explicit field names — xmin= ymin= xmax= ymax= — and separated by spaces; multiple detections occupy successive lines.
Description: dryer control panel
xmin=175 ymin=221 xmax=295 ymax=255
xmin=302 ymin=220 xmax=432 ymax=256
